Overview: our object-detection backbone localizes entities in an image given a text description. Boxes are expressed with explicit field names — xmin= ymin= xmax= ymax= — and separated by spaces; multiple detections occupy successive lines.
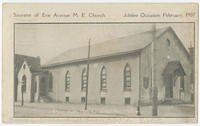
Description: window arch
xmin=65 ymin=71 xmax=70 ymax=92
xmin=81 ymin=68 xmax=87 ymax=91
xmin=23 ymin=64 xmax=26 ymax=69
xmin=22 ymin=75 xmax=27 ymax=92
xmin=166 ymin=38 xmax=170 ymax=47
xmin=49 ymin=73 xmax=53 ymax=92
xmin=124 ymin=63 xmax=131 ymax=91
xmin=100 ymin=66 xmax=107 ymax=91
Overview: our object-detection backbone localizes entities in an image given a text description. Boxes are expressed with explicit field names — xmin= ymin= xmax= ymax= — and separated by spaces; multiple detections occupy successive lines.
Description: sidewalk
xmin=14 ymin=102 xmax=195 ymax=118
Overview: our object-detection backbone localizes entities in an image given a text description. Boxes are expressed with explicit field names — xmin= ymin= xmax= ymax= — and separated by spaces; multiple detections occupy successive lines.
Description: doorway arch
xmin=162 ymin=61 xmax=185 ymax=100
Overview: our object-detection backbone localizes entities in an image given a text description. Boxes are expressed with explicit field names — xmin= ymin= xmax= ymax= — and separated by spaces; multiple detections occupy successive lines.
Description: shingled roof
xmin=43 ymin=26 xmax=189 ymax=68
xmin=15 ymin=54 xmax=41 ymax=73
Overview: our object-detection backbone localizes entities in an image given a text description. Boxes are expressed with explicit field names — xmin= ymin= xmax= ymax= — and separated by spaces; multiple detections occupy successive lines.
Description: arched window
xmin=22 ymin=75 xmax=26 ymax=92
xmin=65 ymin=71 xmax=70 ymax=92
xmin=49 ymin=73 xmax=53 ymax=92
xmin=124 ymin=64 xmax=131 ymax=91
xmin=41 ymin=77 xmax=45 ymax=83
xmin=34 ymin=81 xmax=37 ymax=93
xmin=23 ymin=64 xmax=26 ymax=69
xmin=81 ymin=68 xmax=87 ymax=91
xmin=166 ymin=38 xmax=170 ymax=47
xmin=100 ymin=66 xmax=107 ymax=92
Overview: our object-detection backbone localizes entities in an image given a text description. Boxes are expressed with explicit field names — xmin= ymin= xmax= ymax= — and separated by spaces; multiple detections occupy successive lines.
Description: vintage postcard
xmin=2 ymin=3 xmax=198 ymax=123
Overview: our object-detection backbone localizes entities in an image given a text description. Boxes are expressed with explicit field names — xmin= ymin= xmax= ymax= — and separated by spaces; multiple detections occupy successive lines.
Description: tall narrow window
xmin=49 ymin=73 xmax=53 ymax=92
xmin=124 ymin=64 xmax=131 ymax=91
xmin=100 ymin=66 xmax=107 ymax=92
xmin=180 ymin=76 xmax=184 ymax=91
xmin=81 ymin=68 xmax=87 ymax=91
xmin=22 ymin=75 xmax=26 ymax=92
xmin=65 ymin=71 xmax=70 ymax=92
xmin=34 ymin=81 xmax=37 ymax=93
xmin=166 ymin=38 xmax=171 ymax=47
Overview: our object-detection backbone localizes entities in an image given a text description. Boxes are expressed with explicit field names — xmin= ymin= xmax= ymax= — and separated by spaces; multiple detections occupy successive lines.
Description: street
xmin=14 ymin=102 xmax=195 ymax=118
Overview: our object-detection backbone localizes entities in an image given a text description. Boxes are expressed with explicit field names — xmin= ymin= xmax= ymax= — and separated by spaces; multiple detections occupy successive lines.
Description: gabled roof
xmin=43 ymin=26 xmax=189 ymax=68
xmin=162 ymin=61 xmax=186 ymax=76
xmin=15 ymin=54 xmax=41 ymax=73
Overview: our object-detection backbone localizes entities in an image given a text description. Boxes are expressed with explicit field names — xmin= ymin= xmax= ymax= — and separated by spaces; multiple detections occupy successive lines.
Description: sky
xmin=15 ymin=23 xmax=194 ymax=65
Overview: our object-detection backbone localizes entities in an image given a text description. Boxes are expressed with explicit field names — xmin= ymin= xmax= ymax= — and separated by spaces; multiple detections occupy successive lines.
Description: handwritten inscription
xmin=13 ymin=12 xmax=32 ymax=17
xmin=13 ymin=12 xmax=106 ymax=18
xmin=12 ymin=11 xmax=195 ymax=19
xmin=123 ymin=12 xmax=184 ymax=18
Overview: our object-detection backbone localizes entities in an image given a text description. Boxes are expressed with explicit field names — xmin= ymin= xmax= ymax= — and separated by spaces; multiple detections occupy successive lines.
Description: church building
xmin=41 ymin=26 xmax=194 ymax=106
xmin=16 ymin=26 xmax=194 ymax=106
xmin=15 ymin=54 xmax=52 ymax=103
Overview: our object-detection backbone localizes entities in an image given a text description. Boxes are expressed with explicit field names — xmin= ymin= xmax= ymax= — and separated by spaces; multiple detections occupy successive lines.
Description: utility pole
xmin=136 ymin=54 xmax=141 ymax=116
xmin=151 ymin=24 xmax=158 ymax=116
xmin=85 ymin=39 xmax=91 ymax=110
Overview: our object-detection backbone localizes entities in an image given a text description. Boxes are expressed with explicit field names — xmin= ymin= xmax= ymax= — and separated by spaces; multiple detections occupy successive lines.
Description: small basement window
xmin=81 ymin=97 xmax=86 ymax=103
xmin=65 ymin=97 xmax=69 ymax=103
xmin=124 ymin=97 xmax=131 ymax=105
xmin=100 ymin=97 xmax=106 ymax=104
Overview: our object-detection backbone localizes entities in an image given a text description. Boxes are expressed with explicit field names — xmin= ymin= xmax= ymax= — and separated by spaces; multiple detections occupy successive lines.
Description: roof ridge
xmin=15 ymin=53 xmax=39 ymax=59
xmin=50 ymin=26 xmax=170 ymax=56
xmin=44 ymin=26 xmax=170 ymax=66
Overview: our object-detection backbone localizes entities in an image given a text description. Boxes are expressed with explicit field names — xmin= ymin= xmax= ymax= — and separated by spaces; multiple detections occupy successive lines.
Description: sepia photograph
xmin=13 ymin=23 xmax=195 ymax=118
